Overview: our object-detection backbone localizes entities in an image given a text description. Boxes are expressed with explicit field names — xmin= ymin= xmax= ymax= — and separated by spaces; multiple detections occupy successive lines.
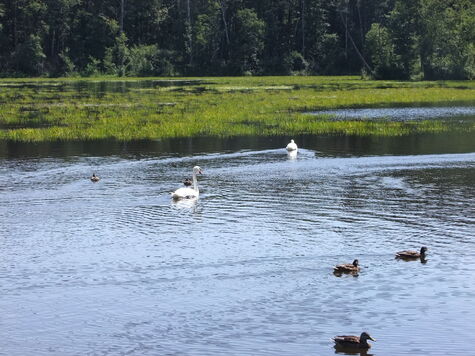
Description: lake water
xmin=313 ymin=106 xmax=475 ymax=121
xmin=1 ymin=133 xmax=475 ymax=356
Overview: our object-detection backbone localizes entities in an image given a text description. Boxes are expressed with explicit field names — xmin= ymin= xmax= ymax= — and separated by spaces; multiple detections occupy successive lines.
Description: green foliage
xmin=283 ymin=51 xmax=309 ymax=75
xmin=13 ymin=35 xmax=46 ymax=76
xmin=231 ymin=8 xmax=265 ymax=74
xmin=128 ymin=45 xmax=177 ymax=76
xmin=82 ymin=57 xmax=102 ymax=77
xmin=193 ymin=4 xmax=221 ymax=72
xmin=57 ymin=49 xmax=76 ymax=76
xmin=0 ymin=0 xmax=473 ymax=79
xmin=127 ymin=45 xmax=156 ymax=76
xmin=386 ymin=0 xmax=420 ymax=79
xmin=365 ymin=24 xmax=397 ymax=79
xmin=420 ymin=0 xmax=475 ymax=79
xmin=107 ymin=33 xmax=129 ymax=77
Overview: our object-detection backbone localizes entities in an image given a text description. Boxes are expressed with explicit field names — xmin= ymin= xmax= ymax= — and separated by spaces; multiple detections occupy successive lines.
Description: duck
xmin=333 ymin=332 xmax=376 ymax=349
xmin=334 ymin=259 xmax=360 ymax=273
xmin=396 ymin=246 xmax=427 ymax=259
xmin=286 ymin=139 xmax=298 ymax=151
xmin=171 ymin=166 xmax=202 ymax=200
xmin=90 ymin=173 xmax=100 ymax=182
xmin=183 ymin=178 xmax=192 ymax=187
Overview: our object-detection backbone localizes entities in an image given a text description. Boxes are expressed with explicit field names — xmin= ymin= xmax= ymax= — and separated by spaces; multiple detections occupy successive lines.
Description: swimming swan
xmin=286 ymin=139 xmax=298 ymax=151
xmin=171 ymin=166 xmax=203 ymax=200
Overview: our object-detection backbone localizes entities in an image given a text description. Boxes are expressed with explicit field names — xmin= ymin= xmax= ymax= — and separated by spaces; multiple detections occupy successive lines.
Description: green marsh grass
xmin=0 ymin=76 xmax=474 ymax=141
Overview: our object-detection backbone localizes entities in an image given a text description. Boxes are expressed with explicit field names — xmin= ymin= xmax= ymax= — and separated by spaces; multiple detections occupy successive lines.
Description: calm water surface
xmin=1 ymin=134 xmax=475 ymax=356
xmin=313 ymin=106 xmax=475 ymax=121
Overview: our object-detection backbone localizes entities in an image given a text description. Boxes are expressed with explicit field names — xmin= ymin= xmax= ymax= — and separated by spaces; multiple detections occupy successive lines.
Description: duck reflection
xmin=334 ymin=346 xmax=374 ymax=356
xmin=333 ymin=270 xmax=359 ymax=278
xmin=395 ymin=247 xmax=428 ymax=264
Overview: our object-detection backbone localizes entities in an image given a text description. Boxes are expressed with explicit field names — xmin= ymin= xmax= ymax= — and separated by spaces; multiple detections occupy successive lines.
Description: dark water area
xmin=0 ymin=79 xmax=209 ymax=97
xmin=1 ymin=132 xmax=475 ymax=159
xmin=71 ymin=79 xmax=210 ymax=94
xmin=1 ymin=133 xmax=475 ymax=355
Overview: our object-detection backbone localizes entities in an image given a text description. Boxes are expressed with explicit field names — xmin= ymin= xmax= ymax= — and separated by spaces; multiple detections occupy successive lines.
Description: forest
xmin=0 ymin=0 xmax=473 ymax=79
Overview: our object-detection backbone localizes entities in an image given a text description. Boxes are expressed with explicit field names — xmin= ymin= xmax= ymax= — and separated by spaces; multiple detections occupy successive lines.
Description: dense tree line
xmin=0 ymin=0 xmax=473 ymax=79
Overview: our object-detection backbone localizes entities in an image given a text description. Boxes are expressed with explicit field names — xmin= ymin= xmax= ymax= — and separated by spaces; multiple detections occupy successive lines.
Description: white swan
xmin=286 ymin=139 xmax=298 ymax=151
xmin=171 ymin=166 xmax=202 ymax=200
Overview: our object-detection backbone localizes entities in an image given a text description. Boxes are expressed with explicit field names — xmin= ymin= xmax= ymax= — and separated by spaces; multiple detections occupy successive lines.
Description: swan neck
xmin=192 ymin=171 xmax=199 ymax=192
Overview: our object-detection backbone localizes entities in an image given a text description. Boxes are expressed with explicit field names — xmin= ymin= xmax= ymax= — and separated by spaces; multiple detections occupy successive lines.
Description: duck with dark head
xmin=334 ymin=332 xmax=376 ymax=350
xmin=333 ymin=259 xmax=360 ymax=275
xmin=90 ymin=173 xmax=100 ymax=182
xmin=396 ymin=247 xmax=428 ymax=262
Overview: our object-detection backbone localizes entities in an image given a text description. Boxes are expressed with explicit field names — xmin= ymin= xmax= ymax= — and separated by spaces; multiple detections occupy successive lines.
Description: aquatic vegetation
xmin=0 ymin=76 xmax=473 ymax=141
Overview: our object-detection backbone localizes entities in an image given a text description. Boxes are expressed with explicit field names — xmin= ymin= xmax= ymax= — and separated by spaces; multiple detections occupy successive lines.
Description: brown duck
xmin=183 ymin=178 xmax=192 ymax=187
xmin=396 ymin=246 xmax=427 ymax=259
xmin=90 ymin=173 xmax=100 ymax=182
xmin=333 ymin=332 xmax=376 ymax=349
xmin=334 ymin=259 xmax=360 ymax=273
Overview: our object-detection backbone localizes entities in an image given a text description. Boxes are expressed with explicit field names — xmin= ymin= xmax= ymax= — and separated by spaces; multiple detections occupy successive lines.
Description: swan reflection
xmin=287 ymin=150 xmax=298 ymax=160
xmin=171 ymin=197 xmax=198 ymax=211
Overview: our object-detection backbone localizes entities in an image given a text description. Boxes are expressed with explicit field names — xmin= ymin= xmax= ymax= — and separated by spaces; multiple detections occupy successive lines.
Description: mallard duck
xmin=90 ymin=173 xmax=100 ymax=182
xmin=334 ymin=332 xmax=375 ymax=349
xmin=334 ymin=259 xmax=360 ymax=273
xmin=183 ymin=178 xmax=192 ymax=187
xmin=396 ymin=246 xmax=427 ymax=259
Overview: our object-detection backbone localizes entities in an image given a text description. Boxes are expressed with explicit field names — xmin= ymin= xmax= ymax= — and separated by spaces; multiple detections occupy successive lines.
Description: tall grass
xmin=0 ymin=76 xmax=473 ymax=141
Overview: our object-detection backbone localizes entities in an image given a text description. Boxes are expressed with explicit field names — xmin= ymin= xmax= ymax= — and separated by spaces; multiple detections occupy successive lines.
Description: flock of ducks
xmin=333 ymin=247 xmax=428 ymax=275
xmin=89 ymin=139 xmax=429 ymax=352
xmin=332 ymin=246 xmax=427 ymax=351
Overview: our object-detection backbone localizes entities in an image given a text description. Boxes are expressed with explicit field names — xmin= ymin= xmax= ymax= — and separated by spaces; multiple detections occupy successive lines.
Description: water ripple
xmin=1 ymin=144 xmax=474 ymax=356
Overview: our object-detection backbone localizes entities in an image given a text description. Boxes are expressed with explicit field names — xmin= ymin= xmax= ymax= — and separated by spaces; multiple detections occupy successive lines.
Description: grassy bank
xmin=0 ymin=76 xmax=474 ymax=141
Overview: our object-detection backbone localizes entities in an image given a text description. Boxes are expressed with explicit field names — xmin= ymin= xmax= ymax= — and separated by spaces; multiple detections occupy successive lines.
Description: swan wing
xmin=286 ymin=143 xmax=298 ymax=151
xmin=171 ymin=187 xmax=198 ymax=199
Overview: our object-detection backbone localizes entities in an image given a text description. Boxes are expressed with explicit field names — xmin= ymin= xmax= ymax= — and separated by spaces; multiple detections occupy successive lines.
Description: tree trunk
xmin=120 ymin=0 xmax=125 ymax=33
xmin=218 ymin=0 xmax=230 ymax=61
xmin=187 ymin=0 xmax=193 ymax=65
xmin=13 ymin=0 xmax=18 ymax=49
xmin=339 ymin=10 xmax=373 ymax=73
xmin=301 ymin=0 xmax=305 ymax=56
xmin=357 ymin=0 xmax=364 ymax=47
xmin=51 ymin=29 xmax=56 ymax=58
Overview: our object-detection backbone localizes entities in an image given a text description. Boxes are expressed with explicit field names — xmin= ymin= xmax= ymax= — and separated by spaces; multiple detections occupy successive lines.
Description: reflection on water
xmin=0 ymin=78 xmax=209 ymax=94
xmin=335 ymin=350 xmax=374 ymax=356
xmin=395 ymin=255 xmax=428 ymax=264
xmin=171 ymin=197 xmax=199 ymax=211
xmin=334 ymin=345 xmax=374 ymax=356
xmin=287 ymin=150 xmax=298 ymax=160
xmin=1 ymin=135 xmax=475 ymax=355
xmin=1 ymin=131 xmax=475 ymax=159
